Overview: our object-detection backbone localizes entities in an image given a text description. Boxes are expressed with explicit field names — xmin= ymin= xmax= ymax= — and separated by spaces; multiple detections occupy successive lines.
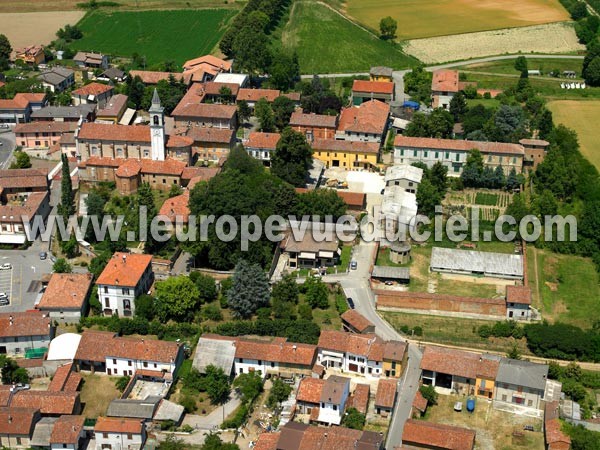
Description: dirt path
xmin=531 ymin=247 xmax=542 ymax=311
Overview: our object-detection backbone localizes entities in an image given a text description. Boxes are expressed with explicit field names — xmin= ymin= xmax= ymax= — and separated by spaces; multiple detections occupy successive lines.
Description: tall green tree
xmin=449 ymin=92 xmax=467 ymax=122
xmin=403 ymin=67 xmax=432 ymax=105
xmin=137 ymin=182 xmax=159 ymax=253
xmin=267 ymin=378 xmax=292 ymax=407
xmin=189 ymin=271 xmax=218 ymax=303
xmin=342 ymin=407 xmax=366 ymax=430
xmin=204 ymin=364 xmax=231 ymax=405
xmin=126 ymin=75 xmax=146 ymax=109
xmin=271 ymin=127 xmax=312 ymax=187
xmin=271 ymin=273 xmax=299 ymax=304
xmin=268 ymin=51 xmax=300 ymax=91
xmin=237 ymin=100 xmax=251 ymax=124
xmin=379 ymin=16 xmax=398 ymax=40
xmin=10 ymin=151 xmax=31 ymax=169
xmin=154 ymin=275 xmax=201 ymax=322
xmin=255 ymin=98 xmax=275 ymax=132
xmin=304 ymin=276 xmax=329 ymax=309
xmin=0 ymin=34 xmax=11 ymax=70
xmin=233 ymin=371 xmax=263 ymax=403
xmin=272 ymin=96 xmax=296 ymax=130
xmin=52 ymin=258 xmax=72 ymax=273
xmin=227 ymin=260 xmax=270 ymax=318
xmin=514 ymin=56 xmax=529 ymax=77
xmin=461 ymin=149 xmax=484 ymax=188
xmin=59 ymin=153 xmax=75 ymax=218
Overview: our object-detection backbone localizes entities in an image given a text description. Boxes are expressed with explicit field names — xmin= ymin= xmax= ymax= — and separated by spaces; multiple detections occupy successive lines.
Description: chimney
xmin=9 ymin=315 xmax=13 ymax=325
xmin=7 ymin=416 xmax=11 ymax=424
xmin=122 ymin=254 xmax=127 ymax=263
xmin=293 ymin=345 xmax=297 ymax=352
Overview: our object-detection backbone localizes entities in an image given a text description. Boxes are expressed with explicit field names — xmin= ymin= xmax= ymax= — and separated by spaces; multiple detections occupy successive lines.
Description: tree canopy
xmin=154 ymin=276 xmax=201 ymax=322
xmin=227 ymin=260 xmax=270 ymax=319
xmin=271 ymin=128 xmax=312 ymax=187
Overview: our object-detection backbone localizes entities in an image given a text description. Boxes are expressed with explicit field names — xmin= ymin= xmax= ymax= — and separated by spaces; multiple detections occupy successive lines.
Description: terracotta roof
xmin=97 ymin=94 xmax=128 ymax=118
xmin=352 ymin=80 xmax=394 ymax=95
xmin=338 ymin=100 xmax=390 ymax=135
xmin=0 ymin=407 xmax=39 ymax=435
xmin=181 ymin=126 xmax=235 ymax=144
xmin=283 ymin=92 xmax=301 ymax=102
xmin=402 ymin=419 xmax=476 ymax=450
xmin=0 ymin=168 xmax=48 ymax=190
xmin=37 ymin=273 xmax=92 ymax=311
xmin=297 ymin=378 xmax=325 ymax=404
xmin=519 ymin=138 xmax=550 ymax=147
xmin=183 ymin=55 xmax=232 ymax=72
xmin=11 ymin=391 xmax=79 ymax=415
xmin=383 ymin=340 xmax=407 ymax=362
xmin=114 ymin=159 xmax=141 ymax=178
xmin=182 ymin=166 xmax=219 ymax=182
xmin=237 ymin=88 xmax=280 ymax=102
xmin=0 ymin=93 xmax=46 ymax=110
xmin=432 ymin=69 xmax=459 ymax=93
xmin=312 ymin=364 xmax=325 ymax=376
xmin=376 ymin=290 xmax=505 ymax=308
xmin=545 ymin=401 xmax=560 ymax=421
xmin=71 ymin=82 xmax=113 ymax=97
xmin=375 ymin=378 xmax=396 ymax=409
xmin=73 ymin=52 xmax=105 ymax=65
xmin=348 ymin=383 xmax=370 ymax=413
xmin=84 ymin=156 xmax=123 ymax=168
xmin=545 ymin=419 xmax=571 ymax=447
xmin=290 ymin=111 xmax=337 ymax=129
xmin=394 ymin=135 xmax=524 ymax=156
xmin=506 ymin=285 xmax=532 ymax=305
xmin=0 ymin=191 xmax=48 ymax=223
xmin=129 ymin=70 xmax=192 ymax=85
xmin=78 ymin=123 xmax=151 ymax=143
xmin=95 ymin=417 xmax=144 ymax=434
xmin=336 ymin=191 xmax=366 ymax=208
xmin=246 ymin=132 xmax=281 ymax=150
xmin=341 ymin=309 xmax=374 ymax=333
xmin=14 ymin=122 xmax=77 ymax=134
xmin=412 ymin=390 xmax=428 ymax=413
xmin=202 ymin=81 xmax=240 ymax=96
xmin=277 ymin=422 xmax=383 ymax=450
xmin=48 ymin=363 xmax=77 ymax=392
xmin=158 ymin=192 xmax=190 ymax=223
xmin=420 ymin=346 xmax=499 ymax=380
xmin=72 ymin=330 xmax=116 ymax=362
xmin=96 ymin=252 xmax=153 ymax=287
xmin=139 ymin=159 xmax=186 ymax=176
xmin=254 ymin=432 xmax=281 ymax=450
xmin=64 ymin=372 xmax=83 ymax=392
xmin=317 ymin=331 xmax=384 ymax=361
xmin=166 ymin=134 xmax=193 ymax=148
xmin=312 ymin=138 xmax=379 ymax=154
xmin=235 ymin=338 xmax=316 ymax=367
xmin=50 ymin=415 xmax=85 ymax=444
xmin=172 ymin=101 xmax=237 ymax=120
xmin=0 ymin=311 xmax=51 ymax=338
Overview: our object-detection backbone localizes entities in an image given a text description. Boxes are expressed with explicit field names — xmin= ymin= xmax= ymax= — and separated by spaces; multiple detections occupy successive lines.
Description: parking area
xmin=0 ymin=242 xmax=53 ymax=313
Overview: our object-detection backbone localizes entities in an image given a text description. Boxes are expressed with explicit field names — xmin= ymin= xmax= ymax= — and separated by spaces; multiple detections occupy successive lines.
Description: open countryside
xmin=70 ymin=9 xmax=236 ymax=66
xmin=343 ymin=0 xmax=570 ymax=40
xmin=280 ymin=1 xmax=417 ymax=73
xmin=0 ymin=11 xmax=85 ymax=48
xmin=0 ymin=0 xmax=240 ymax=13
xmin=547 ymin=100 xmax=600 ymax=171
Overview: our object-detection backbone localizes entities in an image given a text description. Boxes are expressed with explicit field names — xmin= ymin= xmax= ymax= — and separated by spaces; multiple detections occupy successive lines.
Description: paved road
xmin=0 ymin=130 xmax=16 ymax=169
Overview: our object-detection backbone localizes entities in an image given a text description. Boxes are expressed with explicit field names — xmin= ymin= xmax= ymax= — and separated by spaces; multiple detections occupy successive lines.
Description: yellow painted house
xmin=370 ymin=66 xmax=394 ymax=83
xmin=382 ymin=341 xmax=408 ymax=378
xmin=312 ymin=138 xmax=380 ymax=169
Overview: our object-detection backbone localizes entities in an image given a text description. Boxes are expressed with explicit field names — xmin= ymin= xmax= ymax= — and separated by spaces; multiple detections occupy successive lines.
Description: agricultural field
xmin=0 ymin=11 xmax=85 ymax=48
xmin=342 ymin=0 xmax=569 ymax=40
xmin=404 ymin=23 xmax=584 ymax=64
xmin=0 ymin=0 xmax=240 ymax=13
xmin=70 ymin=9 xmax=236 ymax=66
xmin=458 ymin=57 xmax=583 ymax=76
xmin=278 ymin=1 xmax=417 ymax=74
xmin=527 ymin=246 xmax=600 ymax=328
xmin=547 ymin=100 xmax=600 ymax=171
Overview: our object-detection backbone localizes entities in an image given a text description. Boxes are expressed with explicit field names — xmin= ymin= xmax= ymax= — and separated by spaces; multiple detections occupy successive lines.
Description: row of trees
xmin=414 ymin=161 xmax=448 ymax=217
xmin=461 ymin=149 xmax=523 ymax=190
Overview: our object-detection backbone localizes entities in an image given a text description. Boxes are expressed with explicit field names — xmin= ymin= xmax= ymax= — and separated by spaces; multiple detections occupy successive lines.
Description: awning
xmin=299 ymin=252 xmax=316 ymax=260
xmin=0 ymin=234 xmax=26 ymax=244
xmin=318 ymin=251 xmax=335 ymax=258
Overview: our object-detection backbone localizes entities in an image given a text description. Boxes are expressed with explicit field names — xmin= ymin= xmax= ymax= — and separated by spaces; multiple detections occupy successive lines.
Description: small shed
xmin=192 ymin=336 xmax=237 ymax=376
xmin=371 ymin=266 xmax=410 ymax=284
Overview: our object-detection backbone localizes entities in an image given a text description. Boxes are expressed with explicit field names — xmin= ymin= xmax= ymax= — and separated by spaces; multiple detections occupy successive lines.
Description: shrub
xmin=201 ymin=304 xmax=223 ymax=322
xmin=179 ymin=394 xmax=197 ymax=413
xmin=419 ymin=385 xmax=438 ymax=405
xmin=221 ymin=403 xmax=248 ymax=429
xmin=115 ymin=376 xmax=130 ymax=392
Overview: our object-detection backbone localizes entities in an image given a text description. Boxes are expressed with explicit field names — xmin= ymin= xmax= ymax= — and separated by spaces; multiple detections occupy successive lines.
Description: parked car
xmin=347 ymin=297 xmax=355 ymax=309
xmin=350 ymin=260 xmax=357 ymax=270
xmin=0 ymin=298 xmax=8 ymax=306
xmin=39 ymin=251 xmax=47 ymax=260
xmin=0 ymin=263 xmax=11 ymax=270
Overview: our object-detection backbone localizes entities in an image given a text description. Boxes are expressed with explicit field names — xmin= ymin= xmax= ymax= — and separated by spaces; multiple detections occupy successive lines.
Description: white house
xmin=36 ymin=273 xmax=93 ymax=323
xmin=94 ymin=417 xmax=146 ymax=450
xmin=0 ymin=311 xmax=54 ymax=356
xmin=431 ymin=69 xmax=459 ymax=110
xmin=96 ymin=253 xmax=154 ymax=317
xmin=50 ymin=415 xmax=85 ymax=450
xmin=316 ymin=331 xmax=385 ymax=378
xmin=317 ymin=375 xmax=350 ymax=425
xmin=506 ymin=285 xmax=532 ymax=321
xmin=384 ymin=164 xmax=423 ymax=194
xmin=244 ymin=131 xmax=280 ymax=165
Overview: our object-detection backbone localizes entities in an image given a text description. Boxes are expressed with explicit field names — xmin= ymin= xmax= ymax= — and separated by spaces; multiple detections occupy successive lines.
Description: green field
xmin=475 ymin=193 xmax=499 ymax=206
xmin=458 ymin=57 xmax=583 ymax=76
xmin=278 ymin=1 xmax=417 ymax=73
xmin=547 ymin=100 xmax=600 ymax=171
xmin=341 ymin=0 xmax=570 ymax=40
xmin=527 ymin=246 xmax=600 ymax=328
xmin=1 ymin=0 xmax=239 ymax=13
xmin=71 ymin=9 xmax=235 ymax=66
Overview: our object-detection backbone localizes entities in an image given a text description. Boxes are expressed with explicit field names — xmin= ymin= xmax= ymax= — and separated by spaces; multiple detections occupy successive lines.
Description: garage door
xmin=349 ymin=363 xmax=358 ymax=372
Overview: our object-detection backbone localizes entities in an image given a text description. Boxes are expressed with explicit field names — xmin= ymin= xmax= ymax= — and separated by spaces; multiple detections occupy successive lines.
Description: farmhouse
xmin=73 ymin=52 xmax=108 ymax=70
xmin=8 ymin=391 xmax=81 ymax=416
xmin=341 ymin=309 xmax=375 ymax=334
xmin=182 ymin=54 xmax=232 ymax=83
xmin=374 ymin=378 xmax=397 ymax=416
xmin=384 ymin=164 xmax=423 ymax=194
xmin=128 ymin=70 xmax=192 ymax=86
xmin=39 ymin=67 xmax=75 ymax=93
xmin=171 ymin=100 xmax=237 ymax=129
xmin=394 ymin=135 xmax=524 ymax=176
xmin=370 ymin=66 xmax=394 ymax=82
xmin=0 ymin=311 xmax=54 ymax=357
xmin=290 ymin=111 xmax=338 ymax=141
xmin=71 ymin=83 xmax=114 ymax=108
xmin=47 ymin=363 xmax=82 ymax=393
xmin=245 ymin=131 xmax=281 ymax=164
xmin=279 ymin=227 xmax=340 ymax=269
xmin=431 ymin=69 xmax=459 ymax=110
xmin=401 ymin=419 xmax=476 ymax=450
xmin=505 ymin=285 xmax=532 ymax=320
xmin=296 ymin=375 xmax=351 ymax=425
xmin=351 ymin=80 xmax=394 ymax=105
xmin=430 ymin=247 xmax=524 ymax=280
xmin=179 ymin=126 xmax=235 ymax=163
xmin=545 ymin=401 xmax=571 ymax=450
xmin=96 ymin=252 xmax=154 ymax=317
xmin=0 ymin=93 xmax=47 ymax=125
xmin=49 ymin=415 xmax=86 ymax=450
xmin=36 ymin=273 xmax=93 ymax=323
xmin=494 ymin=358 xmax=549 ymax=411
xmin=520 ymin=138 xmax=550 ymax=171
xmin=312 ymin=138 xmax=380 ymax=169
xmin=12 ymin=45 xmax=45 ymax=65
xmin=31 ymin=105 xmax=96 ymax=123
xmin=336 ymin=100 xmax=390 ymax=143
xmin=94 ymin=417 xmax=146 ymax=450
xmin=14 ymin=122 xmax=77 ymax=149
xmin=0 ymin=407 xmax=41 ymax=449
xmin=237 ymin=88 xmax=281 ymax=108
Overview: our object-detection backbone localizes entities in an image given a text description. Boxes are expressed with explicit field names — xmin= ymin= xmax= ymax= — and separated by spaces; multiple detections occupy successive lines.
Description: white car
xmin=0 ymin=263 xmax=11 ymax=270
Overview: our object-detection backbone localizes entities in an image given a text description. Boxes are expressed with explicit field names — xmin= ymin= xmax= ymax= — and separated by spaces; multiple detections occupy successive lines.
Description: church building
xmin=76 ymin=90 xmax=193 ymax=194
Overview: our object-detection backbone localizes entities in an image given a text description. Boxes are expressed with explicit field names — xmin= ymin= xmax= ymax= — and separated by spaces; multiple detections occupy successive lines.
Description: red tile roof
xmin=254 ymin=432 xmax=281 ymax=450
xmin=172 ymin=101 xmax=237 ymax=120
xmin=129 ymin=70 xmax=192 ymax=85
xmin=37 ymin=273 xmax=92 ymax=311
xmin=95 ymin=417 xmax=144 ymax=434
xmin=290 ymin=111 xmax=337 ymax=129
xmin=402 ymin=420 xmax=476 ymax=450
xmin=72 ymin=82 xmax=113 ymax=97
xmin=182 ymin=166 xmax=220 ymax=182
xmin=432 ymin=69 xmax=459 ymax=93
xmin=166 ymin=134 xmax=193 ymax=148
xmin=420 ymin=346 xmax=499 ymax=380
xmin=48 ymin=363 xmax=77 ymax=392
xmin=506 ymin=285 xmax=532 ymax=305
xmin=297 ymin=378 xmax=325 ymax=404
xmin=235 ymin=338 xmax=316 ymax=367
xmin=383 ymin=341 xmax=407 ymax=363
xmin=182 ymin=126 xmax=235 ymax=144
xmin=545 ymin=402 xmax=571 ymax=448
xmin=394 ymin=135 xmax=524 ymax=156
xmin=519 ymin=138 xmax=550 ymax=147
xmin=312 ymin=138 xmax=379 ymax=154
xmin=114 ymin=159 xmax=141 ymax=178
xmin=11 ymin=391 xmax=80 ymax=415
xmin=78 ymin=123 xmax=151 ymax=143
xmin=183 ymin=55 xmax=232 ymax=72
xmin=14 ymin=122 xmax=77 ymax=134
xmin=237 ymin=88 xmax=281 ymax=103
xmin=283 ymin=92 xmax=301 ymax=102
xmin=348 ymin=383 xmax=370 ymax=413
xmin=246 ymin=132 xmax=281 ymax=150
xmin=317 ymin=330 xmax=384 ymax=361
xmin=341 ymin=309 xmax=374 ymax=333
xmin=412 ymin=390 xmax=428 ymax=413
xmin=139 ymin=159 xmax=186 ymax=176
xmin=96 ymin=252 xmax=152 ymax=287
xmin=72 ymin=330 xmax=116 ymax=362
xmin=0 ymin=407 xmax=39 ymax=435
xmin=0 ymin=311 xmax=51 ymax=338
xmin=338 ymin=100 xmax=390 ymax=135
xmin=336 ymin=191 xmax=366 ymax=208
xmin=50 ymin=415 xmax=85 ymax=444
xmin=83 ymin=156 xmax=123 ymax=168
xmin=352 ymin=80 xmax=394 ymax=95
xmin=158 ymin=192 xmax=190 ymax=223
xmin=375 ymin=378 xmax=396 ymax=409
xmin=202 ymin=81 xmax=240 ymax=96
xmin=0 ymin=93 xmax=46 ymax=110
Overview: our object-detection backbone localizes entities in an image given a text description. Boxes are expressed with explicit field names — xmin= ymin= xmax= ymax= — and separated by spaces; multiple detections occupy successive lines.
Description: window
xmin=488 ymin=155 xmax=492 ymax=162
xmin=413 ymin=150 xmax=418 ymax=157
xmin=333 ymin=405 xmax=337 ymax=411
xmin=513 ymin=157 xmax=517 ymax=164
xmin=154 ymin=363 xmax=157 ymax=368
xmin=122 ymin=288 xmax=130 ymax=295
xmin=456 ymin=153 xmax=460 ymax=161
xmin=35 ymin=140 xmax=40 ymax=146
xmin=528 ymin=399 xmax=533 ymax=407
xmin=435 ymin=151 xmax=439 ymax=158
xmin=123 ymin=299 xmax=131 ymax=311
xmin=113 ymin=359 xmax=117 ymax=364
xmin=271 ymin=362 xmax=275 ymax=367
xmin=400 ymin=149 xmax=404 ymax=156
xmin=445 ymin=152 xmax=449 ymax=159
xmin=103 ymin=433 xmax=108 ymax=439
xmin=105 ymin=298 xmax=110 ymax=308
xmin=502 ymin=394 xmax=507 ymax=401
xmin=128 ymin=360 xmax=132 ymax=366
xmin=424 ymin=151 xmax=428 ymax=157
xmin=258 ymin=360 xmax=262 ymax=365
xmin=104 ymin=286 xmax=108 ymax=293
xmin=128 ymin=433 xmax=133 ymax=440
xmin=162 ymin=179 xmax=166 ymax=184
xmin=238 ymin=358 xmax=243 ymax=363
xmin=143 ymin=361 xmax=148 ymax=368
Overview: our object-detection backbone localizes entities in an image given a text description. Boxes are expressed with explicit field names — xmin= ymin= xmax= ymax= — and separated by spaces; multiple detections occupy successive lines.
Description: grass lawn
xmin=547 ymin=100 xmax=600 ymax=171
xmin=527 ymin=246 xmax=600 ymax=328
xmin=72 ymin=9 xmax=236 ymax=66
xmin=466 ymin=98 xmax=502 ymax=109
xmin=457 ymin=57 xmax=583 ymax=76
xmin=80 ymin=374 xmax=122 ymax=418
xmin=277 ymin=1 xmax=417 ymax=74
xmin=341 ymin=0 xmax=569 ymax=40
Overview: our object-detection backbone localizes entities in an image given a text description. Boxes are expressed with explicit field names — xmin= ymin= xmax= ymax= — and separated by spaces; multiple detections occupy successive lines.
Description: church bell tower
xmin=149 ymin=88 xmax=165 ymax=161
